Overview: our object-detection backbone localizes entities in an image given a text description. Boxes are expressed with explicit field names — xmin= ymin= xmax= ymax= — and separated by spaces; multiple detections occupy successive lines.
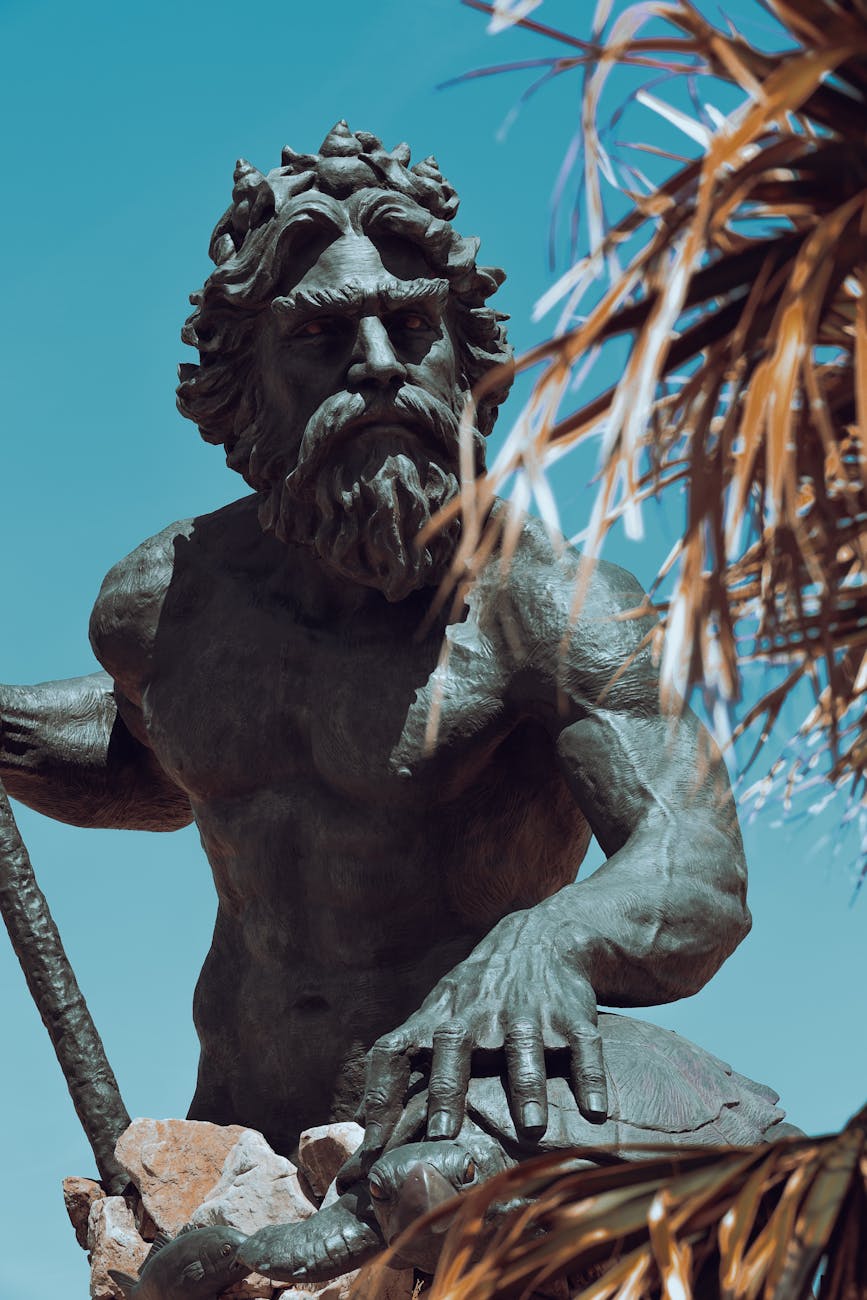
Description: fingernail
xmin=427 ymin=1110 xmax=454 ymax=1139
xmin=521 ymin=1102 xmax=546 ymax=1132
xmin=586 ymin=1092 xmax=607 ymax=1117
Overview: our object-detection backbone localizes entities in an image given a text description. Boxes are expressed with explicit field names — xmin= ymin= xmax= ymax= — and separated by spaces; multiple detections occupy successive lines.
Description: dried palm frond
xmin=353 ymin=1103 xmax=867 ymax=1299
xmin=443 ymin=0 xmax=867 ymax=820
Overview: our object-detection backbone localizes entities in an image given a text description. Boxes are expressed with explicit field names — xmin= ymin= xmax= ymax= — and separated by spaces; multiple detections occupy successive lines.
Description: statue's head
xmin=177 ymin=123 xmax=513 ymax=601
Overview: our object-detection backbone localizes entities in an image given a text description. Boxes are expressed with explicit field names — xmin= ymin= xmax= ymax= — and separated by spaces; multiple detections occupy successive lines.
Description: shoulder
xmin=88 ymin=518 xmax=195 ymax=701
xmin=473 ymin=512 xmax=658 ymax=709
xmin=88 ymin=497 xmax=260 ymax=700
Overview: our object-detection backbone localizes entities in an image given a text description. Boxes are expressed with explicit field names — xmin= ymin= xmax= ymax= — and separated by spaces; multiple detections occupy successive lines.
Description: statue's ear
xmin=384 ymin=1090 xmax=428 ymax=1152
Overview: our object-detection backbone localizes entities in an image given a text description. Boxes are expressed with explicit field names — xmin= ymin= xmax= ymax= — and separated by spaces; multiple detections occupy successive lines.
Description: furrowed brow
xmin=271 ymin=277 xmax=449 ymax=324
xmin=377 ymin=278 xmax=449 ymax=314
xmin=271 ymin=283 xmax=367 ymax=321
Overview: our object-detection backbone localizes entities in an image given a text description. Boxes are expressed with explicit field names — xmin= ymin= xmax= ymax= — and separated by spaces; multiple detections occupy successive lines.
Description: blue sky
xmin=2 ymin=1 xmax=865 ymax=1294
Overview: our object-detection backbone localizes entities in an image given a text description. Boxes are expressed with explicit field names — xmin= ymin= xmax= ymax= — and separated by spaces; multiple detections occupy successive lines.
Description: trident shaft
xmin=0 ymin=779 xmax=130 ymax=1193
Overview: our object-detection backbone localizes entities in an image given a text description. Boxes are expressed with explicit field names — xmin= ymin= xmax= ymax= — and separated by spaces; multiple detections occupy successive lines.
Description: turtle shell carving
xmin=237 ymin=1011 xmax=797 ymax=1283
xmin=464 ymin=1012 xmax=787 ymax=1155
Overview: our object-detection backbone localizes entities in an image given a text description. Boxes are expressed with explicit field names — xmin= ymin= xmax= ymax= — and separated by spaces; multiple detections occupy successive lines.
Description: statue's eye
xmin=368 ymin=1176 xmax=390 ymax=1201
xmin=295 ymin=318 xmax=335 ymax=338
xmin=462 ymin=1159 xmax=476 ymax=1184
xmin=295 ymin=315 xmax=328 ymax=335
xmin=220 ymin=1244 xmax=233 ymax=1256
xmin=393 ymin=312 xmax=431 ymax=333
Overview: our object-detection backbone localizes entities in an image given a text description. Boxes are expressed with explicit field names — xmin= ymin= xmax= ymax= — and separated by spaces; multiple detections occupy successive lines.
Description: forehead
xmin=282 ymin=232 xmax=435 ymax=300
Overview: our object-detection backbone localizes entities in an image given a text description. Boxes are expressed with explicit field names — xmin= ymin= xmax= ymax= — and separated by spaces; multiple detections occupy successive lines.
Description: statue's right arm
xmin=0 ymin=672 xmax=192 ymax=831
xmin=0 ymin=526 xmax=194 ymax=832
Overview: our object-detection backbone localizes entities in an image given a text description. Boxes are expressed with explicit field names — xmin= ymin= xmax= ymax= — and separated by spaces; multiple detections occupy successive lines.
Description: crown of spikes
xmin=208 ymin=121 xmax=461 ymax=266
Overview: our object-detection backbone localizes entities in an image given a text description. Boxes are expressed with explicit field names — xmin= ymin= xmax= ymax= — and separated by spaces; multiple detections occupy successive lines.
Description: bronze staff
xmin=0 ymin=778 xmax=129 ymax=1193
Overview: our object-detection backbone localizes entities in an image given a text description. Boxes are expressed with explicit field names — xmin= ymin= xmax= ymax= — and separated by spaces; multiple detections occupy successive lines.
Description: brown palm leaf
xmin=353 ymin=1104 xmax=867 ymax=1299
xmin=443 ymin=0 xmax=867 ymax=817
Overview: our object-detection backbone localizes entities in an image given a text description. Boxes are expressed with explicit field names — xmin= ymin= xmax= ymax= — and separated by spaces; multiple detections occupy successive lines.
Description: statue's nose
xmin=347 ymin=317 xmax=406 ymax=391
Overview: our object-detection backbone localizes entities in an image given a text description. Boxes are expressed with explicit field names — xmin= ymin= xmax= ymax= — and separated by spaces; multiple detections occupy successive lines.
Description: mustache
xmin=288 ymin=385 xmax=464 ymax=487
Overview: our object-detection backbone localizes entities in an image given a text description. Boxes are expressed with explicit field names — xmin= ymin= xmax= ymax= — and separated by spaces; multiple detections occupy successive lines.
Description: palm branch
xmin=367 ymin=7 xmax=867 ymax=1296
xmin=436 ymin=0 xmax=867 ymax=834
xmin=353 ymin=1105 xmax=867 ymax=1299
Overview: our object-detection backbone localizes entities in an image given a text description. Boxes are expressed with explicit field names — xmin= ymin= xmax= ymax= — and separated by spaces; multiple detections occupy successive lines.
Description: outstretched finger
xmin=358 ymin=1033 xmax=413 ymax=1169
xmin=569 ymin=1026 xmax=608 ymax=1121
xmin=427 ymin=1020 xmax=471 ymax=1139
xmin=504 ymin=1018 xmax=548 ymax=1137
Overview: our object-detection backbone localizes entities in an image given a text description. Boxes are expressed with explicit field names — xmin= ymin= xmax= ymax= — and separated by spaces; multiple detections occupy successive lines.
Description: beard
xmin=257 ymin=385 xmax=478 ymax=602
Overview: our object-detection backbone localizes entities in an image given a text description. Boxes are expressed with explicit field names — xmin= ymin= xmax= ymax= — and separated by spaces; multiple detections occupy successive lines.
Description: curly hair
xmin=176 ymin=122 xmax=513 ymax=488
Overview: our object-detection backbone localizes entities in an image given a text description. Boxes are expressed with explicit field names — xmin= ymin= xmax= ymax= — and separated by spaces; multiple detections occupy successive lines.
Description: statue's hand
xmin=355 ymin=908 xmax=607 ymax=1168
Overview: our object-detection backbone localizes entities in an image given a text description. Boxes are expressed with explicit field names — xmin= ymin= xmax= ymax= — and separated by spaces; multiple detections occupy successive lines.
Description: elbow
xmin=720 ymin=888 xmax=752 ymax=960
xmin=716 ymin=840 xmax=751 ymax=957
xmin=733 ymin=893 xmax=752 ymax=946
xmin=692 ymin=818 xmax=751 ymax=960
xmin=675 ymin=890 xmax=751 ymax=999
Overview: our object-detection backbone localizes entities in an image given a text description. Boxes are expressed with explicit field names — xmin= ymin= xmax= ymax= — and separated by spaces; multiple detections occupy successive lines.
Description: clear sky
xmin=2 ymin=1 xmax=865 ymax=1295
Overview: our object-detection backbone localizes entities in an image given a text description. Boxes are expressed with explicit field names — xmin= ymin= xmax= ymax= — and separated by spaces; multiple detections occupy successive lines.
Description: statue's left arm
xmin=546 ymin=553 xmax=749 ymax=1010
xmin=354 ymin=537 xmax=748 ymax=1170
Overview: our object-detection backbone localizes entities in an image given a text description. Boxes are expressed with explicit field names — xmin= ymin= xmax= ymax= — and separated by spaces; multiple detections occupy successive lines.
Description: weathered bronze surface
xmin=0 ymin=125 xmax=750 ymax=1175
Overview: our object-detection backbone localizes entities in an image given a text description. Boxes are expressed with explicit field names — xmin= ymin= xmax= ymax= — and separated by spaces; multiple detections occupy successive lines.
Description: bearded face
xmin=249 ymin=231 xmax=485 ymax=602
xmin=258 ymin=384 xmax=473 ymax=602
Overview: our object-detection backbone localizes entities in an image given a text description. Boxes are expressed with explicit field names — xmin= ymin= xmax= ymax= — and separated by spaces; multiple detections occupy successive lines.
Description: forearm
xmin=551 ymin=701 xmax=749 ymax=1006
xmin=0 ymin=672 xmax=192 ymax=830
xmin=552 ymin=814 xmax=750 ymax=1006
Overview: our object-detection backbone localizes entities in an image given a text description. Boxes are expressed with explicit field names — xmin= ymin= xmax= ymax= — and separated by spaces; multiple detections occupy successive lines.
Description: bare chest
xmin=140 ymin=574 xmax=511 ymax=805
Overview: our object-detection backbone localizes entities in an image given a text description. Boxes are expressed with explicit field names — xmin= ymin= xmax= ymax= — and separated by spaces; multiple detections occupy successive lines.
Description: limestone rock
xmin=275 ymin=1281 xmax=358 ymax=1300
xmin=62 ymin=1176 xmax=105 ymax=1250
xmin=276 ymin=1275 xmax=358 ymax=1299
xmin=297 ymin=1122 xmax=363 ymax=1198
xmin=132 ymin=1197 xmax=160 ymax=1242
xmin=277 ymin=1264 xmax=415 ymax=1299
xmin=87 ymin=1196 xmax=149 ymax=1300
xmin=189 ymin=1129 xmax=315 ymax=1232
xmin=223 ymin=1274 xmax=276 ymax=1298
xmin=115 ymin=1118 xmax=245 ymax=1234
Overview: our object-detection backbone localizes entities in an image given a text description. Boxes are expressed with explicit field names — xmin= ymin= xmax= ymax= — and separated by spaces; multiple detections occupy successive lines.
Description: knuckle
xmin=510 ymin=1065 xmax=546 ymax=1094
xmin=505 ymin=1018 xmax=542 ymax=1048
xmin=370 ymin=1031 xmax=408 ymax=1055
xmin=570 ymin=1025 xmax=602 ymax=1049
xmin=432 ymin=1019 xmax=470 ymax=1046
xmin=362 ymin=1086 xmax=391 ymax=1110
xmin=428 ymin=1079 xmax=464 ymax=1108
xmin=574 ymin=1067 xmax=607 ymax=1090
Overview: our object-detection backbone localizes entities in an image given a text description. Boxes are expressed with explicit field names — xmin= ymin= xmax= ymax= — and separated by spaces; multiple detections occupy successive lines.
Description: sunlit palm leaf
xmin=445 ymin=0 xmax=867 ymax=829
xmin=351 ymin=1106 xmax=867 ymax=1298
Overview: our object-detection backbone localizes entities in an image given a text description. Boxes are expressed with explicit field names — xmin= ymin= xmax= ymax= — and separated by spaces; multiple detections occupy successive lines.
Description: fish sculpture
xmin=108 ymin=1224 xmax=249 ymax=1299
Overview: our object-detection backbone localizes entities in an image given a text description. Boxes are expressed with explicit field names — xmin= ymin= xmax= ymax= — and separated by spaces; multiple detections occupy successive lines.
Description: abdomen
xmin=441 ymin=719 xmax=591 ymax=930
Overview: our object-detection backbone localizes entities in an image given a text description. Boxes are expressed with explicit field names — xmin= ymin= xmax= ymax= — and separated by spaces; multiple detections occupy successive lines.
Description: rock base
xmin=65 ymin=1119 xmax=415 ymax=1300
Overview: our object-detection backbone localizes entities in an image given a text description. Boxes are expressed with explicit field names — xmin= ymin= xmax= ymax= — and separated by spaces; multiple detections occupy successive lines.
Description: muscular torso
xmin=91 ymin=496 xmax=591 ymax=1149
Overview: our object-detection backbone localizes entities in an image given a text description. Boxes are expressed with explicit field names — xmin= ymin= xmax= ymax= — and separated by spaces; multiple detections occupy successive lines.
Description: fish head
xmin=143 ymin=1225 xmax=251 ymax=1295
xmin=193 ymin=1226 xmax=251 ymax=1285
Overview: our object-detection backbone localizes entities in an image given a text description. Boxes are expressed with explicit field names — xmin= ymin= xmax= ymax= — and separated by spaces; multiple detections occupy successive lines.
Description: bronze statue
xmin=0 ymin=123 xmax=750 ymax=1179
